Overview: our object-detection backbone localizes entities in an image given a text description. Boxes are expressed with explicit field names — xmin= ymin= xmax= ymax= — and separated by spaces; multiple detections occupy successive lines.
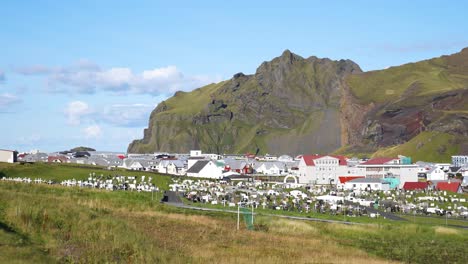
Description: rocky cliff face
xmin=129 ymin=48 xmax=468 ymax=157
xmin=128 ymin=50 xmax=362 ymax=154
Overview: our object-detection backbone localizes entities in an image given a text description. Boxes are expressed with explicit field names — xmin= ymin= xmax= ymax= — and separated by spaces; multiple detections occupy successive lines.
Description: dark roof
xmin=403 ymin=182 xmax=428 ymax=190
xmin=449 ymin=167 xmax=461 ymax=173
xmin=186 ymin=160 xmax=210 ymax=173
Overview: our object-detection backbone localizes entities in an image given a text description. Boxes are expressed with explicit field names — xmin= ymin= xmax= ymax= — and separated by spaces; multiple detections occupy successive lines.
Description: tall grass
xmin=0 ymin=182 xmax=398 ymax=263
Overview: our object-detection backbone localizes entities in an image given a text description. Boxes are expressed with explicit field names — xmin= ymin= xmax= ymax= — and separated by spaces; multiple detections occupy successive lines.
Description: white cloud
xmin=15 ymin=60 xmax=222 ymax=95
xmin=63 ymin=100 xmax=155 ymax=128
xmin=0 ymin=93 xmax=21 ymax=110
xmin=83 ymin=125 xmax=102 ymax=138
xmin=100 ymin=103 xmax=154 ymax=127
xmin=64 ymin=101 xmax=93 ymax=125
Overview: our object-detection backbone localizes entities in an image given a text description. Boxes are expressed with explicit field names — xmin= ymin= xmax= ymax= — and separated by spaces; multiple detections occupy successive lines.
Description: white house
xmin=357 ymin=157 xmax=418 ymax=188
xmin=186 ymin=160 xmax=224 ymax=179
xmin=156 ymin=159 xmax=186 ymax=175
xmin=166 ymin=160 xmax=186 ymax=175
xmin=0 ymin=149 xmax=17 ymax=163
xmin=344 ymin=178 xmax=390 ymax=191
xmin=452 ymin=155 xmax=468 ymax=167
xmin=297 ymin=155 xmax=349 ymax=185
xmin=426 ymin=167 xmax=446 ymax=181
xmin=190 ymin=150 xmax=203 ymax=157
xmin=253 ymin=162 xmax=286 ymax=175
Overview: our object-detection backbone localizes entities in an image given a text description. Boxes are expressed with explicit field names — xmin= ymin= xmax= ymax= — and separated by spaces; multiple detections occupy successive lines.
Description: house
xmin=121 ymin=158 xmax=156 ymax=171
xmin=253 ymin=161 xmax=286 ymax=175
xmin=297 ymin=155 xmax=349 ymax=185
xmin=344 ymin=178 xmax=390 ymax=191
xmin=224 ymin=159 xmax=252 ymax=174
xmin=190 ymin=150 xmax=202 ymax=157
xmin=186 ymin=160 xmax=224 ymax=179
xmin=426 ymin=167 xmax=446 ymax=181
xmin=403 ymin=182 xmax=428 ymax=191
xmin=436 ymin=181 xmax=463 ymax=193
xmin=47 ymin=155 xmax=68 ymax=163
xmin=452 ymin=155 xmax=468 ymax=167
xmin=447 ymin=167 xmax=461 ymax=178
xmin=0 ymin=149 xmax=18 ymax=163
xmin=20 ymin=152 xmax=48 ymax=163
xmin=356 ymin=157 xmax=418 ymax=188
xmin=165 ymin=160 xmax=186 ymax=175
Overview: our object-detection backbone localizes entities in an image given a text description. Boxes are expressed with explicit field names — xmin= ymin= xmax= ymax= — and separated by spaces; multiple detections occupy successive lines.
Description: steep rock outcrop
xmin=129 ymin=50 xmax=362 ymax=154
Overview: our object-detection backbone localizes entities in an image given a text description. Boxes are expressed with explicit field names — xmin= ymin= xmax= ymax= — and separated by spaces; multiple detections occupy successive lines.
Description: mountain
xmin=129 ymin=48 xmax=468 ymax=161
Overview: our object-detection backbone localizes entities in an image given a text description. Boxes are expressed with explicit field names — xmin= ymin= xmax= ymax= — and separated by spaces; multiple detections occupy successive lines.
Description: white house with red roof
xmin=356 ymin=157 xmax=418 ymax=188
xmin=298 ymin=155 xmax=353 ymax=185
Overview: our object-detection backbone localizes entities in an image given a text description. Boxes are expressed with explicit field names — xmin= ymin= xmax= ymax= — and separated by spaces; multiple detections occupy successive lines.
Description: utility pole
xmin=237 ymin=204 xmax=240 ymax=231
xmin=252 ymin=202 xmax=254 ymax=227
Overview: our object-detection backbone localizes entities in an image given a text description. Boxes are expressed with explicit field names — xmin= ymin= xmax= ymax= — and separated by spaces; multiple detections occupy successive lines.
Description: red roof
xmin=436 ymin=182 xmax=461 ymax=193
xmin=47 ymin=156 xmax=68 ymax=163
xmin=361 ymin=157 xmax=397 ymax=165
xmin=403 ymin=182 xmax=428 ymax=190
xmin=117 ymin=155 xmax=126 ymax=160
xmin=302 ymin=155 xmax=347 ymax=166
xmin=339 ymin=176 xmax=365 ymax=184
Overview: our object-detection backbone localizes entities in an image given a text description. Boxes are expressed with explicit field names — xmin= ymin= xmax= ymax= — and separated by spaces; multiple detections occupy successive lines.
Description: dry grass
xmin=9 ymin=182 xmax=468 ymax=263
xmin=434 ymin=226 xmax=460 ymax=235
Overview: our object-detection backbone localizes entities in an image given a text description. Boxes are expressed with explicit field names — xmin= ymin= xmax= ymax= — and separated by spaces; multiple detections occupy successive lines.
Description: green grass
xmin=1 ymin=181 xmax=467 ymax=263
xmin=347 ymin=56 xmax=468 ymax=104
xmin=0 ymin=182 xmax=391 ymax=263
xmin=163 ymin=81 xmax=226 ymax=114
xmin=371 ymin=131 xmax=460 ymax=162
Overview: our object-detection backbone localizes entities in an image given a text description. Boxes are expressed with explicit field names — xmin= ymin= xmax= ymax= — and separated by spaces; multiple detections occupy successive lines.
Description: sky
xmin=1 ymin=0 xmax=468 ymax=152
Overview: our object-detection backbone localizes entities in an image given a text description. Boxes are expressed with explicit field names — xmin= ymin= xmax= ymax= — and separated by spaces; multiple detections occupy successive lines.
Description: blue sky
xmin=1 ymin=0 xmax=467 ymax=152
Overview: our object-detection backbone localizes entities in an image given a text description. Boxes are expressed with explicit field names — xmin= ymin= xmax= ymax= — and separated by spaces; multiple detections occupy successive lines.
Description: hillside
xmin=341 ymin=48 xmax=468 ymax=159
xmin=129 ymin=48 xmax=468 ymax=160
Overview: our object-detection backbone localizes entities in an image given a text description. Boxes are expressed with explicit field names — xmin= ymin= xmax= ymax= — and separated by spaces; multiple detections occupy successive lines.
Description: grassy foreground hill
xmin=1 ymin=163 xmax=467 ymax=263
xmin=129 ymin=48 xmax=468 ymax=162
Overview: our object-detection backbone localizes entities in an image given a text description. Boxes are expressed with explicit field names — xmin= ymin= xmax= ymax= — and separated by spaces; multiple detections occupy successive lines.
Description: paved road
xmin=161 ymin=190 xmax=183 ymax=204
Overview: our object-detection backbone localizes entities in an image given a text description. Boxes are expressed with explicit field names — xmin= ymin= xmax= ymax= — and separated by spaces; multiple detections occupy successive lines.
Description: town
xmin=1 ymin=148 xmax=467 ymax=222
